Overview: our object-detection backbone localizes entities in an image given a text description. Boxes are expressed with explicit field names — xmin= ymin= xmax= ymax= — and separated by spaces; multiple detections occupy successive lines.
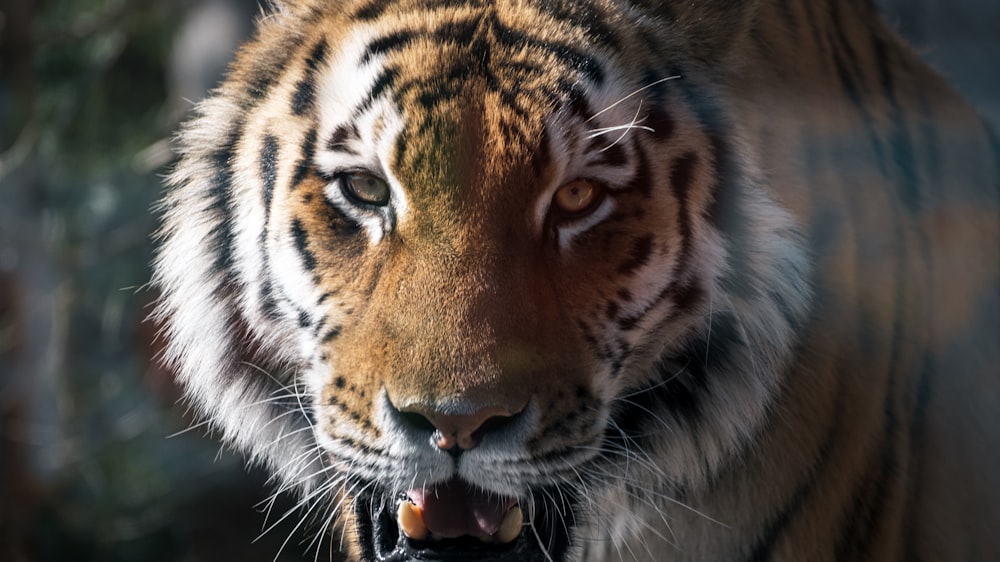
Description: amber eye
xmin=341 ymin=172 xmax=390 ymax=206
xmin=552 ymin=179 xmax=602 ymax=216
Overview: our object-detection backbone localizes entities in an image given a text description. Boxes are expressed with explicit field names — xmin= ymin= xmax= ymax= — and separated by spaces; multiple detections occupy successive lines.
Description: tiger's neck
xmin=583 ymin=2 xmax=999 ymax=561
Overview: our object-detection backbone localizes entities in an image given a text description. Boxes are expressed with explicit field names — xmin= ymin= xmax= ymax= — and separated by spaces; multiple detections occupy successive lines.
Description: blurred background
xmin=0 ymin=1 xmax=997 ymax=561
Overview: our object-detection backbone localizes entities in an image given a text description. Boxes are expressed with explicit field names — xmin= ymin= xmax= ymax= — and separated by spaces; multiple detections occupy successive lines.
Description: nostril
xmin=470 ymin=413 xmax=519 ymax=446
xmin=391 ymin=399 xmax=526 ymax=451
xmin=398 ymin=410 xmax=437 ymax=433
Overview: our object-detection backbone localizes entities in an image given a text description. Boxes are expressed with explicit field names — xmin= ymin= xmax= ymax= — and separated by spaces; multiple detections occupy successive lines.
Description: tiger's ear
xmin=658 ymin=0 xmax=761 ymax=63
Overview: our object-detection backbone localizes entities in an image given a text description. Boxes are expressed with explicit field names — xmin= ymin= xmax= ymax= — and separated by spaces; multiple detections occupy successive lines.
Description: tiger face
xmin=154 ymin=0 xmax=1000 ymax=561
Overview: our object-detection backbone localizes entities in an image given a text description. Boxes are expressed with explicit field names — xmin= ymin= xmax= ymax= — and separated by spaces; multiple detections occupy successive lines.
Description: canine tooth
xmin=397 ymin=501 xmax=428 ymax=541
xmin=494 ymin=506 xmax=523 ymax=544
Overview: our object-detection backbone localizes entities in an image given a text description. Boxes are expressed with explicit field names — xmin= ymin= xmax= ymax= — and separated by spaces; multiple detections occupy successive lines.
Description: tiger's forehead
xmin=315 ymin=10 xmax=601 ymax=143
xmin=313 ymin=7 xmax=654 ymax=177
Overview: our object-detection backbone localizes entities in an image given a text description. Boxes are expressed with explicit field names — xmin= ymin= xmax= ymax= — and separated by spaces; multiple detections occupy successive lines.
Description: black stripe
xmin=607 ymin=313 xmax=743 ymax=437
xmin=260 ymin=134 xmax=279 ymax=214
xmin=703 ymin=129 xmax=741 ymax=234
xmin=259 ymin=278 xmax=281 ymax=320
xmin=240 ymin=34 xmax=305 ymax=107
xmin=531 ymin=129 xmax=553 ymax=177
xmin=297 ymin=309 xmax=312 ymax=328
xmin=871 ymin=32 xmax=922 ymax=211
xmin=800 ymin=1 xmax=829 ymax=62
xmin=392 ymin=133 xmax=409 ymax=176
xmin=246 ymin=71 xmax=277 ymax=103
xmin=355 ymin=67 xmax=400 ymax=115
xmin=488 ymin=13 xmax=605 ymax=85
xmin=493 ymin=84 xmax=533 ymax=122
xmin=206 ymin=128 xmax=241 ymax=278
xmin=914 ymin=91 xmax=943 ymax=192
xmin=394 ymin=68 xmax=534 ymax=128
xmin=434 ymin=18 xmax=479 ymax=44
xmin=605 ymin=338 xmax=629 ymax=378
xmin=327 ymin=124 xmax=362 ymax=155
xmin=680 ymin=77 xmax=739 ymax=232
xmin=607 ymin=362 xmax=699 ymax=446
xmin=775 ymin=0 xmax=800 ymax=37
xmin=687 ymin=88 xmax=760 ymax=308
xmin=351 ymin=0 xmax=394 ymax=20
xmin=826 ymin=9 xmax=910 ymax=556
xmin=353 ymin=3 xmax=607 ymax=87
xmin=625 ymin=144 xmax=653 ymax=198
xmin=566 ymin=87 xmax=596 ymax=125
xmin=616 ymin=278 xmax=704 ymax=332
xmin=321 ymin=326 xmax=342 ymax=343
xmin=352 ymin=0 xmax=482 ymax=21
xmin=669 ymin=151 xmax=698 ymax=261
xmin=542 ymin=1 xmax=620 ymax=50
xmin=604 ymin=299 xmax=620 ymax=321
xmin=291 ymin=128 xmax=318 ymax=190
xmin=833 ymin=404 xmax=899 ymax=559
xmin=321 ymin=191 xmax=362 ymax=237
xmin=687 ymin=312 xmax=743 ymax=377
xmin=744 ymin=355 xmax=853 ymax=562
xmin=495 ymin=116 xmax=531 ymax=151
xmin=258 ymin=134 xmax=280 ymax=322
xmin=291 ymin=218 xmax=317 ymax=271
xmin=292 ymin=39 xmax=329 ymax=116
xmin=644 ymin=105 xmax=676 ymax=143
xmin=361 ymin=30 xmax=418 ymax=64
xmin=988 ymin=122 xmax=1000 ymax=200
xmin=351 ymin=15 xmax=595 ymax=130
xmin=840 ymin=96 xmax=915 ymax=555
xmin=670 ymin=280 xmax=705 ymax=315
xmin=827 ymin=2 xmax=889 ymax=178
xmin=617 ymin=235 xmax=654 ymax=275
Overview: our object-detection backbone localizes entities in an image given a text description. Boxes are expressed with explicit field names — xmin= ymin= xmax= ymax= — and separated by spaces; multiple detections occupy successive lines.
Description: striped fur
xmin=153 ymin=0 xmax=1000 ymax=560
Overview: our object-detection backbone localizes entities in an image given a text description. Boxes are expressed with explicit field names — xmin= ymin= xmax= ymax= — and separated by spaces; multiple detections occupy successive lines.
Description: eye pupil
xmin=343 ymin=173 xmax=390 ymax=206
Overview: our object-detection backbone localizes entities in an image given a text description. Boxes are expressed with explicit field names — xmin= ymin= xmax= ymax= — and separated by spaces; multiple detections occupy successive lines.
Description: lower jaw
xmin=354 ymin=487 xmax=577 ymax=562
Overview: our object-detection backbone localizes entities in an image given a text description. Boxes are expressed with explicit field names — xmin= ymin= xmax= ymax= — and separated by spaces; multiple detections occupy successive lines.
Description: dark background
xmin=1 ymin=1 xmax=997 ymax=561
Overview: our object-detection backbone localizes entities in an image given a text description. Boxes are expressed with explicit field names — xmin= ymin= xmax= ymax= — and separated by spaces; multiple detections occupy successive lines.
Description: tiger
xmin=152 ymin=0 xmax=1000 ymax=560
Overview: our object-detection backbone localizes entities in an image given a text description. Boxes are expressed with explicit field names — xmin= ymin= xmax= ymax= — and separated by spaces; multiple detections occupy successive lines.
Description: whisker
xmin=164 ymin=417 xmax=214 ymax=439
xmin=616 ymin=358 xmax=691 ymax=399
xmin=587 ymin=75 xmax=681 ymax=122
xmin=585 ymin=100 xmax=651 ymax=151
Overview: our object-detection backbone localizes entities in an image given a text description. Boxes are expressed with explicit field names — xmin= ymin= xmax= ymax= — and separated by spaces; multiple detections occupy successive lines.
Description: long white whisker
xmin=586 ymin=100 xmax=650 ymax=151
xmin=616 ymin=358 xmax=691 ymax=399
xmin=257 ymin=470 xmax=344 ymax=540
xmin=164 ymin=417 xmax=214 ymax=439
xmin=587 ymin=75 xmax=680 ymax=121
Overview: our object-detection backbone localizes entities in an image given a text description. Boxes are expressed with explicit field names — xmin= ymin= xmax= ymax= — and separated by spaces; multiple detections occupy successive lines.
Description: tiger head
xmin=154 ymin=1 xmax=810 ymax=560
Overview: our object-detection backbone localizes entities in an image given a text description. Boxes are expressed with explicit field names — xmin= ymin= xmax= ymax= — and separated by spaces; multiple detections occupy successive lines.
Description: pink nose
xmin=400 ymin=405 xmax=521 ymax=450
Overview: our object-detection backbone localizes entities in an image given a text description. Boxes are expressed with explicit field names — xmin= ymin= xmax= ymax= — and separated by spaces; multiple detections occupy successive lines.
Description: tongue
xmin=407 ymin=479 xmax=516 ymax=539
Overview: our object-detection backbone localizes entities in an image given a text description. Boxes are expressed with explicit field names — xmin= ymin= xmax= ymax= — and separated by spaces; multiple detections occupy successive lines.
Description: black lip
xmin=354 ymin=486 xmax=577 ymax=562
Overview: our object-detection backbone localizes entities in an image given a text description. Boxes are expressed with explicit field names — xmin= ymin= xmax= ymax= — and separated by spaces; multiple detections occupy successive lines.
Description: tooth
xmin=397 ymin=501 xmax=428 ymax=541
xmin=494 ymin=506 xmax=523 ymax=544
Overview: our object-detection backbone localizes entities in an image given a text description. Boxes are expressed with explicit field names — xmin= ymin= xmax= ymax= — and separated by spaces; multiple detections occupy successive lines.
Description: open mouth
xmin=354 ymin=478 xmax=576 ymax=562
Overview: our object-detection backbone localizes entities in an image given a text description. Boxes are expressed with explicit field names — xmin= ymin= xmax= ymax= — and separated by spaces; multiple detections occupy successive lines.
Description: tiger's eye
xmin=342 ymin=173 xmax=390 ymax=206
xmin=553 ymin=179 xmax=601 ymax=216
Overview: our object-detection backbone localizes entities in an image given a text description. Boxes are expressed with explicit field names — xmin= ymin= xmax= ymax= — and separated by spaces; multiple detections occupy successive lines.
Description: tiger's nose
xmin=398 ymin=404 xmax=524 ymax=451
